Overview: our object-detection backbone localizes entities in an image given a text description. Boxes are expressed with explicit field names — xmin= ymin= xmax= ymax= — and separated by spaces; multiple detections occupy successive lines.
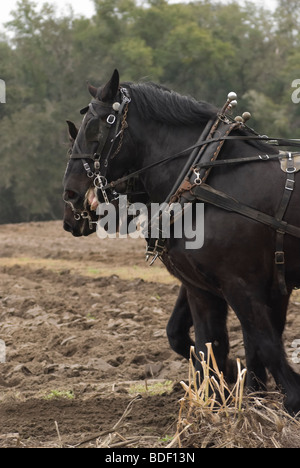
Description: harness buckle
xmin=107 ymin=114 xmax=116 ymax=125
xmin=193 ymin=168 xmax=202 ymax=185
xmin=93 ymin=154 xmax=101 ymax=172
xmin=259 ymin=154 xmax=270 ymax=160
xmin=120 ymin=87 xmax=131 ymax=104
xmin=275 ymin=251 xmax=285 ymax=265
xmin=285 ymin=178 xmax=295 ymax=191
xmin=83 ymin=162 xmax=94 ymax=178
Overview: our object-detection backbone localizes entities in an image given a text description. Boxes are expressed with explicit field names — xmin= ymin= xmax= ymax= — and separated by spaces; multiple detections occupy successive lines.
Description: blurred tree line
xmin=0 ymin=0 xmax=299 ymax=223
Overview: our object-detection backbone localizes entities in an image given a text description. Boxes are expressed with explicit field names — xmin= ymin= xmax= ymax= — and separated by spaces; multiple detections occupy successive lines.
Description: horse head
xmin=63 ymin=119 xmax=98 ymax=236
xmin=63 ymin=69 xmax=142 ymax=236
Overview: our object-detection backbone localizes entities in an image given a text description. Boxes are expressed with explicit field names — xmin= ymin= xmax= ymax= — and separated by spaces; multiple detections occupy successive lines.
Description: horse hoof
xmin=284 ymin=395 xmax=300 ymax=416
xmin=225 ymin=358 xmax=243 ymax=383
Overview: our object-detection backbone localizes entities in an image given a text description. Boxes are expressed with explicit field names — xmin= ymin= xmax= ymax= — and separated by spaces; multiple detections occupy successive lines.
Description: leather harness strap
xmin=169 ymin=120 xmax=240 ymax=204
xmin=195 ymin=121 xmax=241 ymax=185
xmin=274 ymin=154 xmax=297 ymax=294
xmin=190 ymin=183 xmax=300 ymax=239
xmin=190 ymin=172 xmax=298 ymax=295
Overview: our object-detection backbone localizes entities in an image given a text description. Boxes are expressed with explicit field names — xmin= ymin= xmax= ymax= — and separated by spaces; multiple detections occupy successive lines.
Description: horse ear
xmin=88 ymin=83 xmax=98 ymax=98
xmin=101 ymin=69 xmax=120 ymax=102
xmin=66 ymin=120 xmax=78 ymax=141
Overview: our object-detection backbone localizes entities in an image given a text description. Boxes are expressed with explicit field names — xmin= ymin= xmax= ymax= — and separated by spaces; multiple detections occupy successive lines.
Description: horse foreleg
xmin=166 ymin=285 xmax=194 ymax=360
xmin=185 ymin=288 xmax=231 ymax=379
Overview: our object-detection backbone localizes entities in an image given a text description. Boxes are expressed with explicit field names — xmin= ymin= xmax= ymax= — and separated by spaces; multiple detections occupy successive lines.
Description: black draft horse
xmin=63 ymin=70 xmax=300 ymax=413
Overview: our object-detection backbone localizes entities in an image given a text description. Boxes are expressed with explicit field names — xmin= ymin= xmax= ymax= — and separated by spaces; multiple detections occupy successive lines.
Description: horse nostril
xmin=68 ymin=190 xmax=76 ymax=198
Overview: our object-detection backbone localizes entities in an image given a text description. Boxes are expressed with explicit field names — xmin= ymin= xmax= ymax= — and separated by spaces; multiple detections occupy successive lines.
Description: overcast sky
xmin=0 ymin=0 xmax=278 ymax=31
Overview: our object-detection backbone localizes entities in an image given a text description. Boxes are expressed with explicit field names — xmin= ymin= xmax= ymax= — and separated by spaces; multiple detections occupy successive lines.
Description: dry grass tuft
xmin=169 ymin=344 xmax=300 ymax=448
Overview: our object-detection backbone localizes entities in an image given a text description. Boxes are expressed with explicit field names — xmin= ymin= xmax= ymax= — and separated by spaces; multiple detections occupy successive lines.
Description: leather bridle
xmin=69 ymin=87 xmax=131 ymax=204
xmin=64 ymin=87 xmax=131 ymax=226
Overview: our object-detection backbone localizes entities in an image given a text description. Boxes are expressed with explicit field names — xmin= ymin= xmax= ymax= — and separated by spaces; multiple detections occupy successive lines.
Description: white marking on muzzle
xmin=85 ymin=187 xmax=100 ymax=211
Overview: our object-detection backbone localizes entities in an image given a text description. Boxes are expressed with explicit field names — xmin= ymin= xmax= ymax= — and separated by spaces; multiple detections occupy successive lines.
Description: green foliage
xmin=43 ymin=389 xmax=74 ymax=400
xmin=0 ymin=0 xmax=299 ymax=223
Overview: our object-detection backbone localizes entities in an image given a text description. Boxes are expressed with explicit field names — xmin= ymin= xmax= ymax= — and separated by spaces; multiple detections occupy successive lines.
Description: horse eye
xmin=65 ymin=190 xmax=77 ymax=200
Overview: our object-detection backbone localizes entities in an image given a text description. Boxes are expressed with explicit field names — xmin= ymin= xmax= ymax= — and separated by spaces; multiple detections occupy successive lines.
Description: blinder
xmin=71 ymin=86 xmax=131 ymax=162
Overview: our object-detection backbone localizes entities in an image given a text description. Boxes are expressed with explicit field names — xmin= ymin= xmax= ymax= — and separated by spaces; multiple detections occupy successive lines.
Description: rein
xmin=104 ymin=135 xmax=299 ymax=192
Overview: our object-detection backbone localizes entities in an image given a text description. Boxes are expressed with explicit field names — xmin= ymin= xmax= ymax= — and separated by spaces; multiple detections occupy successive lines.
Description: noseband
xmin=65 ymin=87 xmax=131 ymax=225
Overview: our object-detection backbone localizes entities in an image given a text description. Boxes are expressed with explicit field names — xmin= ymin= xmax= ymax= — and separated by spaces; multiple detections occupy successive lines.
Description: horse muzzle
xmin=63 ymin=203 xmax=97 ymax=237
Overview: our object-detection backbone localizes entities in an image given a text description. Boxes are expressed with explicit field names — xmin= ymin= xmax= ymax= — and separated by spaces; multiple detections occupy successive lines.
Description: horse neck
xmin=129 ymin=116 xmax=207 ymax=202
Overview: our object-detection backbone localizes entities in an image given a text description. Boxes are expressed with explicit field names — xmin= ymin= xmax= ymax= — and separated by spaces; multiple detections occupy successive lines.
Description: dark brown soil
xmin=0 ymin=221 xmax=299 ymax=448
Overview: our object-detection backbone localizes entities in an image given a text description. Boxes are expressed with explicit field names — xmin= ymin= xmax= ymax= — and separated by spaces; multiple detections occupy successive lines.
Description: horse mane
xmin=126 ymin=82 xmax=218 ymax=126
xmin=126 ymin=82 xmax=278 ymax=154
